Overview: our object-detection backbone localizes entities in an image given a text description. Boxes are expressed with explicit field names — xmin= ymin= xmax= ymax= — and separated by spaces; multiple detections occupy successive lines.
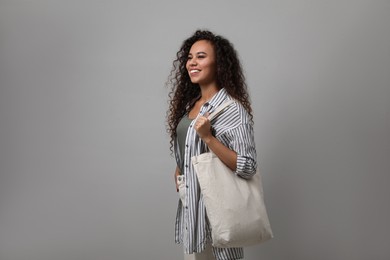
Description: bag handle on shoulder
xmin=207 ymin=100 xmax=235 ymax=121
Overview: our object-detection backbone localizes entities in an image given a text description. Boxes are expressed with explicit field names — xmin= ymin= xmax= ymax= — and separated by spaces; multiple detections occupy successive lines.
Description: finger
xmin=198 ymin=116 xmax=207 ymax=124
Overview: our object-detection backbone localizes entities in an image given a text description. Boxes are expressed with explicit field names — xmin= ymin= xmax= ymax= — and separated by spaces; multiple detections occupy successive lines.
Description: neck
xmin=199 ymin=83 xmax=219 ymax=102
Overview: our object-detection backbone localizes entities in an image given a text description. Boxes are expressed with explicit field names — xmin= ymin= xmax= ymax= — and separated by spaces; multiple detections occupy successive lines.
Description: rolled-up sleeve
xmin=224 ymin=123 xmax=257 ymax=179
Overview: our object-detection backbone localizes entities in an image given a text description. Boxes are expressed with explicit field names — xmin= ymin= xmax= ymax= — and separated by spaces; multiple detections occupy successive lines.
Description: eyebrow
xmin=188 ymin=51 xmax=207 ymax=56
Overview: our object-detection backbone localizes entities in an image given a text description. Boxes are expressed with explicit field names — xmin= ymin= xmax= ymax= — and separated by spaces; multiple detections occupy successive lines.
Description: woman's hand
xmin=194 ymin=113 xmax=235 ymax=168
xmin=195 ymin=113 xmax=238 ymax=172
xmin=174 ymin=167 xmax=180 ymax=192
xmin=194 ymin=113 xmax=212 ymax=142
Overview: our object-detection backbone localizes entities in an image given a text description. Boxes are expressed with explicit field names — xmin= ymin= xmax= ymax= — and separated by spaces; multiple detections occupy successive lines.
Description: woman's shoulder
xmin=225 ymin=97 xmax=251 ymax=125
xmin=211 ymin=100 xmax=250 ymax=132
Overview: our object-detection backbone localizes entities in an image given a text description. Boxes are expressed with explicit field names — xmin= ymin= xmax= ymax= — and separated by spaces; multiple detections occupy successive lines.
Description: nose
xmin=188 ymin=57 xmax=197 ymax=66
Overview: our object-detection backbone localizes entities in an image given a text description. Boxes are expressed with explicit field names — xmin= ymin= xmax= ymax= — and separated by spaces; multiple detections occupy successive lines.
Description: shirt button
xmin=186 ymin=185 xmax=189 ymax=188
xmin=185 ymin=165 xmax=188 ymax=168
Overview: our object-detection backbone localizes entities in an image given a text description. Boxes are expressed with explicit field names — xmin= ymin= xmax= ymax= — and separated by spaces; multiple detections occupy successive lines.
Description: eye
xmin=197 ymin=55 xmax=205 ymax=59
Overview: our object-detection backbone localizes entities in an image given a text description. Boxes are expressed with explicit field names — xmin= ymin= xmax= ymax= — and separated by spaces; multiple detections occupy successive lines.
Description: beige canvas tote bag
xmin=192 ymin=100 xmax=273 ymax=248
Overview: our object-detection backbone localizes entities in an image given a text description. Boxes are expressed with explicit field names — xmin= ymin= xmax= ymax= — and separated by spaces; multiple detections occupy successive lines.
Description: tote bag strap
xmin=207 ymin=99 xmax=235 ymax=121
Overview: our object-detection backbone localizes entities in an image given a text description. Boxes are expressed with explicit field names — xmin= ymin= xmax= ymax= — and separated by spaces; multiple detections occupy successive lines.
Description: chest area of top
xmin=188 ymin=100 xmax=210 ymax=119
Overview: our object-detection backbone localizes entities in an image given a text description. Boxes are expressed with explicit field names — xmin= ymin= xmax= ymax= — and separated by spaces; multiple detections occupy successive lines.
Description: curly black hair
xmin=166 ymin=30 xmax=253 ymax=151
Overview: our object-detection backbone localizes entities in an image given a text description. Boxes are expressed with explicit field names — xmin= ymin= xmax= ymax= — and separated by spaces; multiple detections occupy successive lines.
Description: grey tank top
xmin=176 ymin=115 xmax=192 ymax=174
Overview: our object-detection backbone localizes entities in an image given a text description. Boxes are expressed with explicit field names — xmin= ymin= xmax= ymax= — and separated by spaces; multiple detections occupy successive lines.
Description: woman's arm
xmin=195 ymin=114 xmax=257 ymax=179
xmin=194 ymin=115 xmax=237 ymax=171
xmin=203 ymin=135 xmax=237 ymax=171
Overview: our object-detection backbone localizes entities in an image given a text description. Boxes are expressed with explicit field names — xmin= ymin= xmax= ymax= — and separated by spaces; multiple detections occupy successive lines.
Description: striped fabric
xmin=174 ymin=88 xmax=257 ymax=260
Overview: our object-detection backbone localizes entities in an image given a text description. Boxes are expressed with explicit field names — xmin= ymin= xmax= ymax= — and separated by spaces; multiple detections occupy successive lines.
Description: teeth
xmin=190 ymin=70 xmax=200 ymax=73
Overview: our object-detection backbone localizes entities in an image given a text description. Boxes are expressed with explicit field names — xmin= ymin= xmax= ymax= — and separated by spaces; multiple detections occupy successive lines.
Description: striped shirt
xmin=174 ymin=88 xmax=257 ymax=259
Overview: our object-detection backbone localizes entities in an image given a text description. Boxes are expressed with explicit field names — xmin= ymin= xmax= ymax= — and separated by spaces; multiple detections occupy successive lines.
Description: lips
xmin=189 ymin=69 xmax=201 ymax=76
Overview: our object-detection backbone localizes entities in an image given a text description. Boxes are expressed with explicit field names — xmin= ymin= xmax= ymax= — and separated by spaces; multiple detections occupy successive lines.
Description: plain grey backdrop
xmin=1 ymin=1 xmax=389 ymax=259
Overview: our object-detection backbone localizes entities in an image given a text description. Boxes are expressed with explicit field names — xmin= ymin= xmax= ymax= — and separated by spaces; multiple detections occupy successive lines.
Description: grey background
xmin=1 ymin=1 xmax=389 ymax=259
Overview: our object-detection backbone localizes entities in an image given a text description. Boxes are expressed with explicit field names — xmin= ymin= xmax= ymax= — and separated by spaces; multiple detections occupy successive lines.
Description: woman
xmin=167 ymin=30 xmax=257 ymax=260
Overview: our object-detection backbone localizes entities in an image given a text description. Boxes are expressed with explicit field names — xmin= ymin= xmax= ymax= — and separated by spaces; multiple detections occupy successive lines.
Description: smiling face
xmin=186 ymin=40 xmax=217 ymax=87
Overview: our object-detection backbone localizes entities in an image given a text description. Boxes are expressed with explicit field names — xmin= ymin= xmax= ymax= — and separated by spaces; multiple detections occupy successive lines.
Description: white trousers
xmin=184 ymin=243 xmax=215 ymax=260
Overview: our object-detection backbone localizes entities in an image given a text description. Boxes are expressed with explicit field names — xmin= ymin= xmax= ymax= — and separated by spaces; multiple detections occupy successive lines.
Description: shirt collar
xmin=203 ymin=88 xmax=229 ymax=113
